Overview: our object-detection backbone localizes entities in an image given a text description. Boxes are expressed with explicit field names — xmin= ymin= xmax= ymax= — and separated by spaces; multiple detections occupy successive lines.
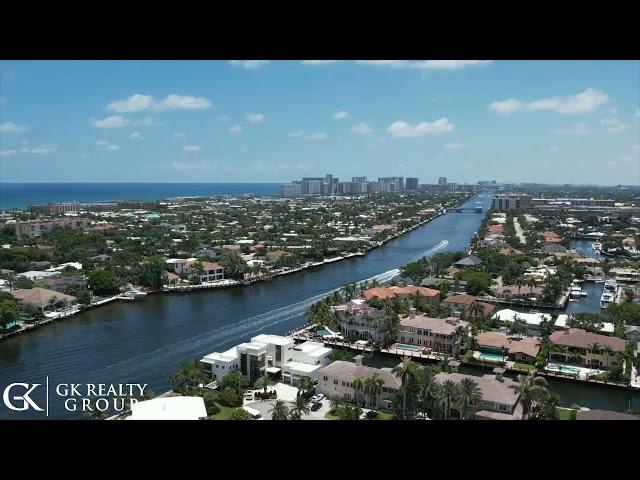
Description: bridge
xmin=454 ymin=207 xmax=483 ymax=213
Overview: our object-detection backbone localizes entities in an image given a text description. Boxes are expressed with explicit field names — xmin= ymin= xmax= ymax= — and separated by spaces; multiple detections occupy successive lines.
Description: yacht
xmin=570 ymin=286 xmax=587 ymax=298
xmin=600 ymin=292 xmax=615 ymax=309
xmin=592 ymin=241 xmax=602 ymax=254
xmin=124 ymin=285 xmax=148 ymax=298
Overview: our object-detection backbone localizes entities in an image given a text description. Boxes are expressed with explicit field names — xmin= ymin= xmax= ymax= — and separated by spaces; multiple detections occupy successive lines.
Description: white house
xmin=493 ymin=309 xmax=615 ymax=335
xmin=200 ymin=334 xmax=331 ymax=385
xmin=127 ymin=396 xmax=207 ymax=420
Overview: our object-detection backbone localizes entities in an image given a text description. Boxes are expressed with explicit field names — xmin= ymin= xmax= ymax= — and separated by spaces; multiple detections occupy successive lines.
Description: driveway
xmin=244 ymin=396 xmax=330 ymax=421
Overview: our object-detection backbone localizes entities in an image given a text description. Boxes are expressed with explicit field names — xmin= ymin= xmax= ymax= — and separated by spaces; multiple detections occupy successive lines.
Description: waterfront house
xmin=476 ymin=331 xmax=541 ymax=364
xmin=542 ymin=231 xmax=562 ymax=244
xmin=316 ymin=355 xmax=401 ymax=408
xmin=623 ymin=326 xmax=640 ymax=344
xmin=549 ymin=328 xmax=626 ymax=370
xmin=442 ymin=294 xmax=477 ymax=313
xmin=11 ymin=288 xmax=77 ymax=313
xmin=398 ymin=315 xmax=468 ymax=356
xmin=389 ymin=285 xmax=440 ymax=302
xmin=167 ymin=258 xmax=224 ymax=283
xmin=362 ymin=287 xmax=398 ymax=301
xmin=434 ymin=371 xmax=522 ymax=419
xmin=200 ymin=335 xmax=332 ymax=385
xmin=332 ymin=299 xmax=385 ymax=342
xmin=265 ymin=250 xmax=294 ymax=261
xmin=490 ymin=284 xmax=544 ymax=300
xmin=541 ymin=243 xmax=567 ymax=254
xmin=454 ymin=255 xmax=482 ymax=268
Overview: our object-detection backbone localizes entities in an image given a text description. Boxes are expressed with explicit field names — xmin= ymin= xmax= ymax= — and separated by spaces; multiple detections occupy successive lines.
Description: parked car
xmin=310 ymin=402 xmax=322 ymax=412
xmin=244 ymin=391 xmax=254 ymax=401
xmin=311 ymin=393 xmax=324 ymax=403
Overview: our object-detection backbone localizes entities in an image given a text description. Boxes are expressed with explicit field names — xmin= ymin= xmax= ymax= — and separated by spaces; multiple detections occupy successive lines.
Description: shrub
xmin=217 ymin=387 xmax=243 ymax=407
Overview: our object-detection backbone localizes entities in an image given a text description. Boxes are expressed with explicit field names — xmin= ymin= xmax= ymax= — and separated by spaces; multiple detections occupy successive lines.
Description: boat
xmin=125 ymin=284 xmax=147 ymax=298
xmin=600 ymin=292 xmax=614 ymax=309
xmin=570 ymin=287 xmax=587 ymax=298
xmin=592 ymin=242 xmax=602 ymax=254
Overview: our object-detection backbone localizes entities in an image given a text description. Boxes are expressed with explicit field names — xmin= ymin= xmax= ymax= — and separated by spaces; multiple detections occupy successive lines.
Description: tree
xmin=510 ymin=373 xmax=549 ymax=420
xmin=191 ymin=260 xmax=204 ymax=285
xmin=463 ymin=272 xmax=491 ymax=296
xmin=391 ymin=357 xmax=421 ymax=420
xmin=269 ymin=400 xmax=290 ymax=420
xmin=217 ymin=370 xmax=249 ymax=395
xmin=217 ymin=251 xmax=248 ymax=280
xmin=14 ymin=276 xmax=35 ymax=289
xmin=353 ymin=377 xmax=365 ymax=406
xmin=290 ymin=395 xmax=311 ymax=420
xmin=229 ymin=408 xmax=253 ymax=420
xmin=254 ymin=374 xmax=275 ymax=394
xmin=167 ymin=359 xmax=209 ymax=395
xmin=0 ymin=299 xmax=20 ymax=331
xmin=138 ymin=255 xmax=168 ymax=290
xmin=87 ymin=268 xmax=119 ymax=295
xmin=434 ymin=379 xmax=460 ymax=420
xmin=401 ymin=261 xmax=428 ymax=284
xmin=509 ymin=317 xmax=528 ymax=339
xmin=533 ymin=390 xmax=560 ymax=420
xmin=363 ymin=373 xmax=384 ymax=408
xmin=297 ymin=377 xmax=315 ymax=399
xmin=417 ymin=367 xmax=437 ymax=418
xmin=456 ymin=378 xmax=483 ymax=420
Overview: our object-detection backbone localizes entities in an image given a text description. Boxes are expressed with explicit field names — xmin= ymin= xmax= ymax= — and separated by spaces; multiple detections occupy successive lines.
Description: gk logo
xmin=2 ymin=383 xmax=44 ymax=412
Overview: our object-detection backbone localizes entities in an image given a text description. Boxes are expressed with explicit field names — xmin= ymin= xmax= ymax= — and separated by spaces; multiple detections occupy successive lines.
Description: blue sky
xmin=1 ymin=60 xmax=638 ymax=185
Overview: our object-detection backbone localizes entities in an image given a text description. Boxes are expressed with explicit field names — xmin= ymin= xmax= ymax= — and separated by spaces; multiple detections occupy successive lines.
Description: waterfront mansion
xmin=200 ymin=334 xmax=332 ymax=385
xmin=166 ymin=258 xmax=224 ymax=283
xmin=398 ymin=314 xmax=469 ymax=357
xmin=316 ymin=355 xmax=401 ymax=409
xmin=549 ymin=328 xmax=626 ymax=370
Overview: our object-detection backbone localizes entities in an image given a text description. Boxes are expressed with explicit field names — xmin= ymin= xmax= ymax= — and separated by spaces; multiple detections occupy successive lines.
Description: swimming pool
xmin=478 ymin=352 xmax=507 ymax=362
xmin=547 ymin=363 xmax=581 ymax=375
xmin=395 ymin=344 xmax=420 ymax=351
xmin=316 ymin=328 xmax=332 ymax=337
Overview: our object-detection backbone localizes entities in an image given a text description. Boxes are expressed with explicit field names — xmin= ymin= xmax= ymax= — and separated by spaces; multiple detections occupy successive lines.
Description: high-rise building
xmin=492 ymin=195 xmax=521 ymax=210
xmin=438 ymin=177 xmax=447 ymax=185
xmin=307 ymin=180 xmax=322 ymax=195
xmin=352 ymin=176 xmax=367 ymax=183
xmin=279 ymin=183 xmax=303 ymax=197
xmin=406 ymin=178 xmax=419 ymax=191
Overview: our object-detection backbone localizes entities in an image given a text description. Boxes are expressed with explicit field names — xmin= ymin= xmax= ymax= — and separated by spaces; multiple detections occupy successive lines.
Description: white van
xmin=241 ymin=406 xmax=264 ymax=420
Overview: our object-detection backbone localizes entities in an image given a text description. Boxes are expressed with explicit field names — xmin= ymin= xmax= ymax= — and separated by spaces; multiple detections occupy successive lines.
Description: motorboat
xmin=600 ymin=292 xmax=615 ymax=309
xmin=125 ymin=284 xmax=148 ymax=297
xmin=592 ymin=242 xmax=602 ymax=254
xmin=570 ymin=286 xmax=587 ymax=298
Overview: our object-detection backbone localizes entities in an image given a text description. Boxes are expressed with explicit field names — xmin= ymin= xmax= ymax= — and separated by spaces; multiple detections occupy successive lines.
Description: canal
xmin=1 ymin=194 xmax=637 ymax=418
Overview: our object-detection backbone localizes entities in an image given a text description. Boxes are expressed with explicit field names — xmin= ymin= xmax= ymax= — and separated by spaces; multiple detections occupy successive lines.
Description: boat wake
xmin=99 ymin=241 xmax=448 ymax=378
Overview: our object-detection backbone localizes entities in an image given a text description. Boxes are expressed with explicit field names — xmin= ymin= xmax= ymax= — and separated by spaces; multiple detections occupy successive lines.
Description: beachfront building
xmin=434 ymin=371 xmax=522 ymax=420
xmin=398 ymin=315 xmax=469 ymax=356
xmin=200 ymin=334 xmax=332 ymax=385
xmin=332 ymin=299 xmax=385 ymax=342
xmin=549 ymin=329 xmax=626 ymax=370
xmin=316 ymin=355 xmax=401 ymax=408
xmin=14 ymin=218 xmax=91 ymax=238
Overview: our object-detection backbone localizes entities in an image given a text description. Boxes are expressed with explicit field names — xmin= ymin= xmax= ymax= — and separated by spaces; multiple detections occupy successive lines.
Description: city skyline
xmin=1 ymin=60 xmax=639 ymax=185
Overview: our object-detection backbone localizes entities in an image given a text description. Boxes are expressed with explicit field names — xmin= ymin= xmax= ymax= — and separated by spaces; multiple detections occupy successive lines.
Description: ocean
xmin=0 ymin=183 xmax=281 ymax=210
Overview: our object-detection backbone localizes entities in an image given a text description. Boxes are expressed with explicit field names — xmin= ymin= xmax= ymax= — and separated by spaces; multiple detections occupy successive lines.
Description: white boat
xmin=592 ymin=242 xmax=602 ymax=253
xmin=600 ymin=292 xmax=615 ymax=309
xmin=570 ymin=287 xmax=587 ymax=298
xmin=125 ymin=284 xmax=148 ymax=298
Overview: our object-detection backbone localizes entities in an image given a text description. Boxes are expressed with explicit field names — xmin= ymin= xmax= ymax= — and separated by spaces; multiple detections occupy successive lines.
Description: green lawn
xmin=376 ymin=410 xmax=394 ymax=420
xmin=513 ymin=362 xmax=535 ymax=371
xmin=557 ymin=407 xmax=576 ymax=420
xmin=210 ymin=403 xmax=237 ymax=420
xmin=324 ymin=412 xmax=339 ymax=420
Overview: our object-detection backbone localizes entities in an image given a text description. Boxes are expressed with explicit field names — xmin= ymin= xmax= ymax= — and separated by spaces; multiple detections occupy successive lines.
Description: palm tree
xmin=297 ymin=377 xmax=315 ymax=399
xmin=353 ymin=377 xmax=365 ymax=406
xmin=269 ymin=400 xmax=290 ymax=420
xmin=255 ymin=374 xmax=275 ymax=395
xmin=391 ymin=357 xmax=421 ymax=420
xmin=363 ymin=373 xmax=384 ymax=408
xmin=329 ymin=395 xmax=343 ymax=415
xmin=290 ymin=395 xmax=311 ymax=420
xmin=456 ymin=378 xmax=483 ymax=420
xmin=510 ymin=373 xmax=548 ymax=420
xmin=468 ymin=302 xmax=485 ymax=323
xmin=417 ymin=367 xmax=437 ymax=418
xmin=434 ymin=379 xmax=459 ymax=420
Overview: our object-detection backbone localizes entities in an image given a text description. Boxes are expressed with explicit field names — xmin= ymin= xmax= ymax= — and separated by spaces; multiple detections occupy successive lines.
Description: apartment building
xmin=15 ymin=218 xmax=91 ymax=238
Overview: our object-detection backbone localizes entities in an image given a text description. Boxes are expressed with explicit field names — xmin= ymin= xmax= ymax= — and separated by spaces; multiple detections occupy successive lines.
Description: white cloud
xmin=549 ymin=146 xmax=559 ymax=152
xmin=92 ymin=115 xmax=128 ymax=128
xmin=0 ymin=121 xmax=28 ymax=133
xmin=356 ymin=60 xmax=410 ymax=68
xmin=31 ymin=144 xmax=58 ymax=154
xmin=288 ymin=130 xmax=305 ymax=138
xmin=301 ymin=60 xmax=340 ymax=65
xmin=490 ymin=88 xmax=608 ymax=115
xmin=333 ymin=111 xmax=348 ymax=119
xmin=229 ymin=60 xmax=270 ymax=70
xmin=105 ymin=144 xmax=120 ymax=151
xmin=182 ymin=145 xmax=200 ymax=152
xmin=351 ymin=122 xmax=373 ymax=135
xmin=636 ymin=110 xmax=640 ymax=119
xmin=229 ymin=125 xmax=243 ymax=133
xmin=129 ymin=131 xmax=142 ymax=139
xmin=246 ymin=113 xmax=264 ymax=123
xmin=555 ymin=123 xmax=593 ymax=135
xmin=601 ymin=117 xmax=629 ymax=134
xmin=444 ymin=143 xmax=465 ymax=150
xmin=387 ymin=118 xmax=454 ymax=138
xmin=488 ymin=99 xmax=525 ymax=116
xmin=409 ymin=60 xmax=492 ymax=70
xmin=106 ymin=94 xmax=211 ymax=113
xmin=96 ymin=140 xmax=109 ymax=146
xmin=0 ymin=150 xmax=17 ymax=156
xmin=306 ymin=132 xmax=327 ymax=141
xmin=173 ymin=132 xmax=187 ymax=138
